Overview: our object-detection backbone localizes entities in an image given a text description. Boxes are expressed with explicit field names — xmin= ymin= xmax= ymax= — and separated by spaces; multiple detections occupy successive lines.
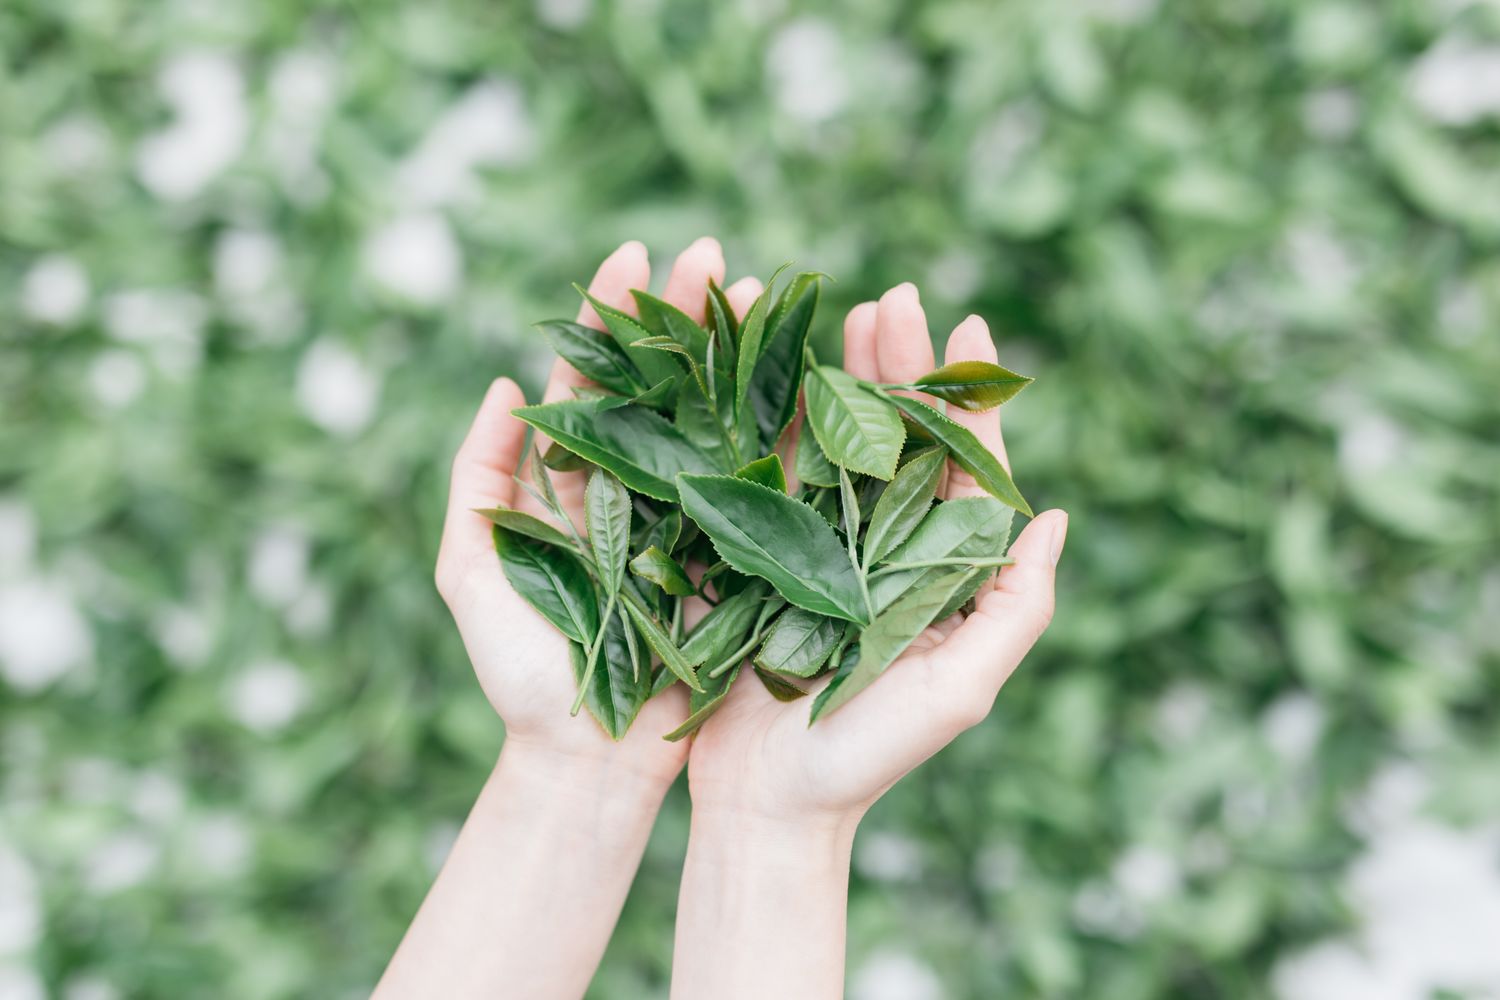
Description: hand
xmin=669 ymin=280 xmax=1067 ymax=1000
xmin=436 ymin=238 xmax=738 ymax=784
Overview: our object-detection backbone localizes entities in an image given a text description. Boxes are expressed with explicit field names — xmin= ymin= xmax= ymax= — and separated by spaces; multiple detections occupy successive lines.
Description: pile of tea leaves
xmin=484 ymin=271 xmax=1034 ymax=739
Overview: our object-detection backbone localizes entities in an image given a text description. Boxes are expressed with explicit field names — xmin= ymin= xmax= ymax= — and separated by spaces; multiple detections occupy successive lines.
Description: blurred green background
xmin=3 ymin=0 xmax=1499 ymax=997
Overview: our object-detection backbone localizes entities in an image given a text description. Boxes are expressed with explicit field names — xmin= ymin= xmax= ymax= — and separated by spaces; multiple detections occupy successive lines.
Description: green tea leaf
xmin=747 ymin=272 xmax=820 ymax=449
xmin=862 ymin=447 xmax=946 ymax=567
xmin=542 ymin=441 xmax=591 ymax=472
xmin=472 ymin=507 xmax=574 ymax=549
xmin=707 ymin=278 xmax=738 ymax=371
xmin=536 ymin=319 xmax=647 ymax=396
xmin=680 ymin=579 xmax=772 ymax=667
xmin=631 ymin=377 xmax=677 ymax=409
xmin=585 ymin=470 xmax=631 ymax=596
xmin=663 ymin=660 xmax=740 ymax=742
xmin=794 ymin=425 xmax=840 ymax=487
xmin=810 ymin=568 xmax=978 ymax=722
xmin=678 ymin=474 xmax=869 ymax=623
xmin=575 ymin=285 xmax=680 ymax=385
xmin=804 ymin=365 xmax=905 ymax=479
xmin=838 ymin=466 xmax=862 ymax=541
xmin=569 ymin=613 xmax=650 ymax=739
xmin=493 ymin=527 xmax=598 ymax=645
xmin=735 ymin=454 xmax=788 ymax=493
xmin=755 ymin=606 xmax=840 ymax=677
xmin=514 ymin=398 xmax=717 ymax=501
xmin=621 ymin=590 xmax=702 ymax=691
xmin=870 ymin=498 xmax=1014 ymax=612
xmin=753 ymin=666 xmax=807 ymax=701
xmin=629 ymin=545 xmax=696 ymax=597
xmin=910 ymin=360 xmax=1033 ymax=411
xmin=733 ymin=272 xmax=780 ymax=418
xmin=631 ymin=290 xmax=712 ymax=361
xmin=886 ymin=395 xmax=1032 ymax=516
xmin=635 ymin=508 xmax=682 ymax=555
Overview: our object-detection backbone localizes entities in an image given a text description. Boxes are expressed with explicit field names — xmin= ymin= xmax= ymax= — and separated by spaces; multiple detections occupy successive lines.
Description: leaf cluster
xmin=493 ymin=273 xmax=1035 ymax=738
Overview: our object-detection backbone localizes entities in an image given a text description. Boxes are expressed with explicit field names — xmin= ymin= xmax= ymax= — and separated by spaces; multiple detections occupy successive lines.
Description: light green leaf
xmin=862 ymin=447 xmax=946 ymax=567
xmin=910 ymin=360 xmax=1033 ymax=411
xmin=810 ymin=569 xmax=979 ymax=722
xmin=886 ymin=395 xmax=1032 ymax=515
xmin=472 ymin=507 xmax=573 ymax=549
xmin=629 ymin=545 xmax=696 ymax=597
xmin=585 ymin=470 xmax=631 ymax=596
xmin=631 ymin=290 xmax=712 ymax=360
xmin=575 ymin=285 xmax=680 ymax=385
xmin=663 ymin=661 xmax=740 ymax=742
xmin=735 ymin=454 xmax=788 ymax=493
xmin=732 ymin=267 xmax=785 ymax=418
xmin=794 ymin=424 xmax=840 ymax=487
xmin=680 ymin=580 xmax=772 ymax=667
xmin=870 ymin=498 xmax=1014 ymax=612
xmin=753 ymin=667 xmax=807 ymax=701
xmin=804 ymin=365 xmax=905 ymax=479
xmin=621 ymin=590 xmax=703 ymax=691
xmin=678 ymin=473 xmax=869 ymax=623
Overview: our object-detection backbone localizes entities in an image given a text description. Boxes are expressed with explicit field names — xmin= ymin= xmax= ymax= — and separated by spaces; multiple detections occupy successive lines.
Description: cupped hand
xmin=686 ymin=280 xmax=1069 ymax=825
xmin=435 ymin=237 xmax=732 ymax=785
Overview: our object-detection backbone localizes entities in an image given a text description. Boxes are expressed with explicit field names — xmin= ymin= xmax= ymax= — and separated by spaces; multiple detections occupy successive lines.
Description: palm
xmin=687 ymin=282 xmax=1065 ymax=819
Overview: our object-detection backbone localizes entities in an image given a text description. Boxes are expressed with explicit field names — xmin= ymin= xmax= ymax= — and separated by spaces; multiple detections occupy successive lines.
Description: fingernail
xmin=1049 ymin=512 xmax=1068 ymax=566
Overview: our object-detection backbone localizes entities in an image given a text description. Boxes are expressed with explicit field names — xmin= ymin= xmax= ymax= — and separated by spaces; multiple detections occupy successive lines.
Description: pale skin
xmin=374 ymin=238 xmax=1067 ymax=999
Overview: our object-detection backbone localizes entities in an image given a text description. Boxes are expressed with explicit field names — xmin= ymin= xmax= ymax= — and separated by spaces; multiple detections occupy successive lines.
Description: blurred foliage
xmin=3 ymin=0 xmax=1500 ymax=997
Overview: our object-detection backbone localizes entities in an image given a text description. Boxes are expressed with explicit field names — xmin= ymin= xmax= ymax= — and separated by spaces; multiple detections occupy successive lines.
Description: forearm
xmin=670 ymin=810 xmax=859 ymax=1000
xmin=374 ymin=739 xmax=672 ymax=1000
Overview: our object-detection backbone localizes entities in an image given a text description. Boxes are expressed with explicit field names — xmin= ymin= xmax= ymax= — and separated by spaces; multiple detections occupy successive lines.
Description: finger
xmin=724 ymin=276 xmax=762 ymax=319
xmin=524 ymin=241 xmax=651 ymax=524
xmin=842 ymin=301 xmax=879 ymax=381
xmin=874 ymin=282 xmax=935 ymax=393
xmin=437 ymin=378 xmax=530 ymax=584
xmin=940 ymin=314 xmax=1012 ymax=501
xmin=662 ymin=236 xmax=725 ymax=324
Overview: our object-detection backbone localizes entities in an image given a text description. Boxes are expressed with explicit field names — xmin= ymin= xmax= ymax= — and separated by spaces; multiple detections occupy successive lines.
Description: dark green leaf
xmin=735 ymin=454 xmax=788 ymax=493
xmin=810 ymin=569 xmax=978 ymax=722
xmin=575 ymin=285 xmax=680 ymax=385
xmin=794 ymin=425 xmax=840 ymax=487
xmin=631 ymin=377 xmax=677 ymax=409
xmin=911 ymin=360 xmax=1033 ymax=411
xmin=755 ymin=606 xmax=840 ymax=677
xmin=680 ymin=579 xmax=771 ymax=667
xmin=804 ymin=365 xmax=905 ymax=479
xmin=585 ymin=470 xmax=631 ymax=596
xmin=870 ymin=498 xmax=1014 ymax=612
xmin=753 ymin=667 xmax=807 ymax=701
xmin=621 ymin=591 xmax=703 ymax=691
xmin=707 ymin=278 xmax=738 ymax=371
xmin=629 ymin=546 xmax=696 ymax=597
xmin=542 ymin=441 xmax=591 ymax=472
xmin=747 ymin=272 xmax=821 ymax=449
xmin=631 ymin=290 xmax=712 ymax=361
xmin=677 ymin=474 xmax=869 ymax=623
xmin=862 ymin=447 xmax=946 ymax=566
xmin=635 ymin=508 xmax=683 ymax=555
xmin=514 ymin=398 xmax=717 ymax=501
xmin=733 ymin=271 xmax=781 ymax=417
xmin=569 ymin=614 xmax=650 ymax=739
xmin=493 ymin=527 xmax=598 ymax=645
xmin=536 ymin=319 xmax=647 ymax=396
xmin=663 ymin=661 xmax=739 ymax=742
xmin=675 ymin=378 xmax=736 ymax=470
xmin=886 ymin=395 xmax=1033 ymax=516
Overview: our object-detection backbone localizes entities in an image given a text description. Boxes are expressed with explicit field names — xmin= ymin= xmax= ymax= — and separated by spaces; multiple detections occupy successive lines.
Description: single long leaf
xmin=537 ymin=319 xmax=647 ymax=396
xmin=870 ymin=498 xmax=1014 ymax=612
xmin=910 ymin=360 xmax=1032 ymax=411
xmin=733 ymin=272 xmax=780 ymax=418
xmin=629 ymin=546 xmax=696 ymax=597
xmin=575 ymin=285 xmax=680 ymax=386
xmin=631 ymin=377 xmax=677 ymax=410
xmin=886 ymin=395 xmax=1032 ymax=515
xmin=748 ymin=272 xmax=821 ymax=448
xmin=804 ymin=365 xmax=905 ymax=479
xmin=621 ymin=590 xmax=703 ymax=691
xmin=569 ymin=613 xmax=650 ymax=739
xmin=810 ymin=569 xmax=978 ymax=722
xmin=542 ymin=441 xmax=591 ymax=472
xmin=862 ymin=447 xmax=946 ymax=567
xmin=707 ymin=278 xmax=738 ymax=371
xmin=493 ymin=527 xmax=598 ymax=645
xmin=632 ymin=290 xmax=712 ymax=360
xmin=514 ymin=398 xmax=718 ymax=501
xmin=735 ymin=454 xmax=788 ymax=493
xmin=677 ymin=474 xmax=869 ymax=623
xmin=755 ymin=607 xmax=840 ymax=677
xmin=472 ymin=507 xmax=573 ymax=549
xmin=585 ymin=470 xmax=631 ymax=596
xmin=680 ymin=579 xmax=772 ymax=667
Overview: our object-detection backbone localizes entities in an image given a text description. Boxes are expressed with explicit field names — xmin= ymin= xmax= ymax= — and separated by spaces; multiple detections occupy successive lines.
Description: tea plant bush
xmin=2 ymin=1 xmax=1498 ymax=997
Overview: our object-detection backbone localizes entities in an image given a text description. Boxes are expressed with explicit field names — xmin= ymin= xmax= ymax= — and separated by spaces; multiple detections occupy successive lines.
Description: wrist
xmin=684 ymin=806 xmax=860 ymax=875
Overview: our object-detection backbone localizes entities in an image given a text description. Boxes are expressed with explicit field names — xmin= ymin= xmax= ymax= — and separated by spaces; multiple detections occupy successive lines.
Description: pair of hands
xmin=413 ymin=237 xmax=1066 ymax=998
xmin=437 ymin=237 xmax=1067 ymax=826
